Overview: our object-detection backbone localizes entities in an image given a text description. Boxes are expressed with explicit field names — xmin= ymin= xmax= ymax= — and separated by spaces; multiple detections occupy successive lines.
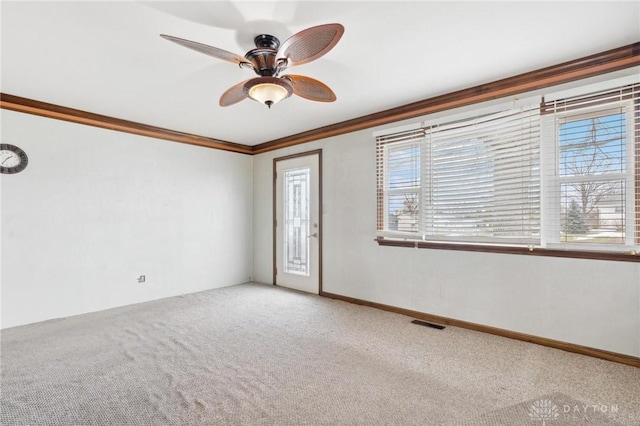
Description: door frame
xmin=273 ymin=149 xmax=323 ymax=293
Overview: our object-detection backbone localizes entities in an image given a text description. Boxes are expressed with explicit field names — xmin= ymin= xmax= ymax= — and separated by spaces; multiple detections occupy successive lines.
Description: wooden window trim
xmin=375 ymin=237 xmax=640 ymax=262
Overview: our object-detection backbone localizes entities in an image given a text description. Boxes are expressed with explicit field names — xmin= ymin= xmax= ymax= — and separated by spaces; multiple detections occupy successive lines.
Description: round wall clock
xmin=0 ymin=144 xmax=29 ymax=174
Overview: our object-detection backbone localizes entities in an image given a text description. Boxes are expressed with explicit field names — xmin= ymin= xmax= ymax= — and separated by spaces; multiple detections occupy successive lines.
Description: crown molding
xmin=0 ymin=94 xmax=253 ymax=155
xmin=252 ymin=42 xmax=640 ymax=154
xmin=2 ymin=42 xmax=639 ymax=156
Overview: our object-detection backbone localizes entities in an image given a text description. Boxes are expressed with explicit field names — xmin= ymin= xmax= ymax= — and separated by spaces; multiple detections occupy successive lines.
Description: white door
xmin=275 ymin=152 xmax=321 ymax=294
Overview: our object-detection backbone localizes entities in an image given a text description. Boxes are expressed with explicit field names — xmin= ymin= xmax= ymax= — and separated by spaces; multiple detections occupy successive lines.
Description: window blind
xmin=423 ymin=107 xmax=541 ymax=245
xmin=376 ymin=108 xmax=541 ymax=245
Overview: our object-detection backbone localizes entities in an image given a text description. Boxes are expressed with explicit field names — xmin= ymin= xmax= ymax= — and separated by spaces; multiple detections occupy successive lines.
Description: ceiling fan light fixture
xmin=245 ymin=77 xmax=293 ymax=108
xmin=249 ymin=83 xmax=287 ymax=107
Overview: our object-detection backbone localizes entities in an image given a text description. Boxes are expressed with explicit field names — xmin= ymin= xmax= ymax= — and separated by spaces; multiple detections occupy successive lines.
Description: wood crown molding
xmin=0 ymin=94 xmax=253 ymax=155
xmin=252 ymin=42 xmax=640 ymax=154
xmin=2 ymin=42 xmax=639 ymax=155
xmin=319 ymin=290 xmax=640 ymax=368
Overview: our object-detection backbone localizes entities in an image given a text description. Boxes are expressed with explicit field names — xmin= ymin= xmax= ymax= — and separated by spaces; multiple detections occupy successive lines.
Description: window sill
xmin=375 ymin=237 xmax=640 ymax=262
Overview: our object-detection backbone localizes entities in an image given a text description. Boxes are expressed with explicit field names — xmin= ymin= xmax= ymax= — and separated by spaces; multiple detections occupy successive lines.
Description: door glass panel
xmin=284 ymin=167 xmax=310 ymax=275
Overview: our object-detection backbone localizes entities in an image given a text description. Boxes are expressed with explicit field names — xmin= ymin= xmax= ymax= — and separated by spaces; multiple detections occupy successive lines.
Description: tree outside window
xmin=559 ymin=112 xmax=626 ymax=244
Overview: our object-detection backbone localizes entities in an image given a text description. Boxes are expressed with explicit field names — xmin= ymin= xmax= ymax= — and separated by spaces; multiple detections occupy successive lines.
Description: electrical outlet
xmin=137 ymin=275 xmax=146 ymax=283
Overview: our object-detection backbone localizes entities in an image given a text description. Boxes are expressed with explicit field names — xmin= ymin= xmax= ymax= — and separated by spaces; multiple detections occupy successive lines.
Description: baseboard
xmin=319 ymin=291 xmax=640 ymax=368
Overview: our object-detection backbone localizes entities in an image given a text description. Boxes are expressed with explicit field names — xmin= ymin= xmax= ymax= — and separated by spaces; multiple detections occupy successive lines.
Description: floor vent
xmin=411 ymin=319 xmax=445 ymax=330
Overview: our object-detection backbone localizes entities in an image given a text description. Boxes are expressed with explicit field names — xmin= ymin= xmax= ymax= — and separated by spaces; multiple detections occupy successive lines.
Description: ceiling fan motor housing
xmin=245 ymin=34 xmax=282 ymax=77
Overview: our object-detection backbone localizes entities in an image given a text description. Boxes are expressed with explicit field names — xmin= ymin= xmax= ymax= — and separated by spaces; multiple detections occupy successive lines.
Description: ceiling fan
xmin=160 ymin=23 xmax=344 ymax=109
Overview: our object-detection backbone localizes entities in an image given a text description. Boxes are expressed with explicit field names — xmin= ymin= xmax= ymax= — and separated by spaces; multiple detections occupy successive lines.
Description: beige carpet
xmin=1 ymin=282 xmax=638 ymax=425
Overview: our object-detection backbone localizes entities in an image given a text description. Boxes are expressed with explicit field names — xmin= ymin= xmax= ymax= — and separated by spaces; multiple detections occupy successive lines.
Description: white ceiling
xmin=2 ymin=1 xmax=639 ymax=146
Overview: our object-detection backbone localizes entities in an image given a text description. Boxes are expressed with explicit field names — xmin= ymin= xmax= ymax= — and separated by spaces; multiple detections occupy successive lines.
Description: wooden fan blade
xmin=285 ymin=75 xmax=336 ymax=102
xmin=219 ymin=79 xmax=252 ymax=107
xmin=277 ymin=23 xmax=344 ymax=67
xmin=160 ymin=34 xmax=250 ymax=67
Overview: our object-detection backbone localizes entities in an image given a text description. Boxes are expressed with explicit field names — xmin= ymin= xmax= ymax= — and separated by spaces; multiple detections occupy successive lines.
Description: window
xmin=284 ymin=167 xmax=311 ymax=275
xmin=541 ymin=85 xmax=638 ymax=250
xmin=377 ymin=107 xmax=541 ymax=247
xmin=376 ymin=80 xmax=639 ymax=257
xmin=376 ymin=129 xmax=424 ymax=234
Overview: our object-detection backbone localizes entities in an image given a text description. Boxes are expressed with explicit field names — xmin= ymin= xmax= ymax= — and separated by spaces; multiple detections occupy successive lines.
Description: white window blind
xmin=541 ymin=83 xmax=639 ymax=251
xmin=376 ymin=107 xmax=541 ymax=246
xmin=423 ymin=107 xmax=540 ymax=245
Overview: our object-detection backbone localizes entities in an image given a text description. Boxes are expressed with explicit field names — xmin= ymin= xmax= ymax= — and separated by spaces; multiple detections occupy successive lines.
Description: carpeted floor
xmin=1 ymin=282 xmax=638 ymax=425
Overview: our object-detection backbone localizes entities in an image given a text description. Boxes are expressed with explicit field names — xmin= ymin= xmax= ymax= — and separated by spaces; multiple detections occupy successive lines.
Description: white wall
xmin=253 ymin=128 xmax=640 ymax=358
xmin=1 ymin=110 xmax=253 ymax=328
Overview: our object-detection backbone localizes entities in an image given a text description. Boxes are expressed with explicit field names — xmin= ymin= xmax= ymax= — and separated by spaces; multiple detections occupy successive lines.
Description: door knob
xmin=307 ymin=232 xmax=318 ymax=238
